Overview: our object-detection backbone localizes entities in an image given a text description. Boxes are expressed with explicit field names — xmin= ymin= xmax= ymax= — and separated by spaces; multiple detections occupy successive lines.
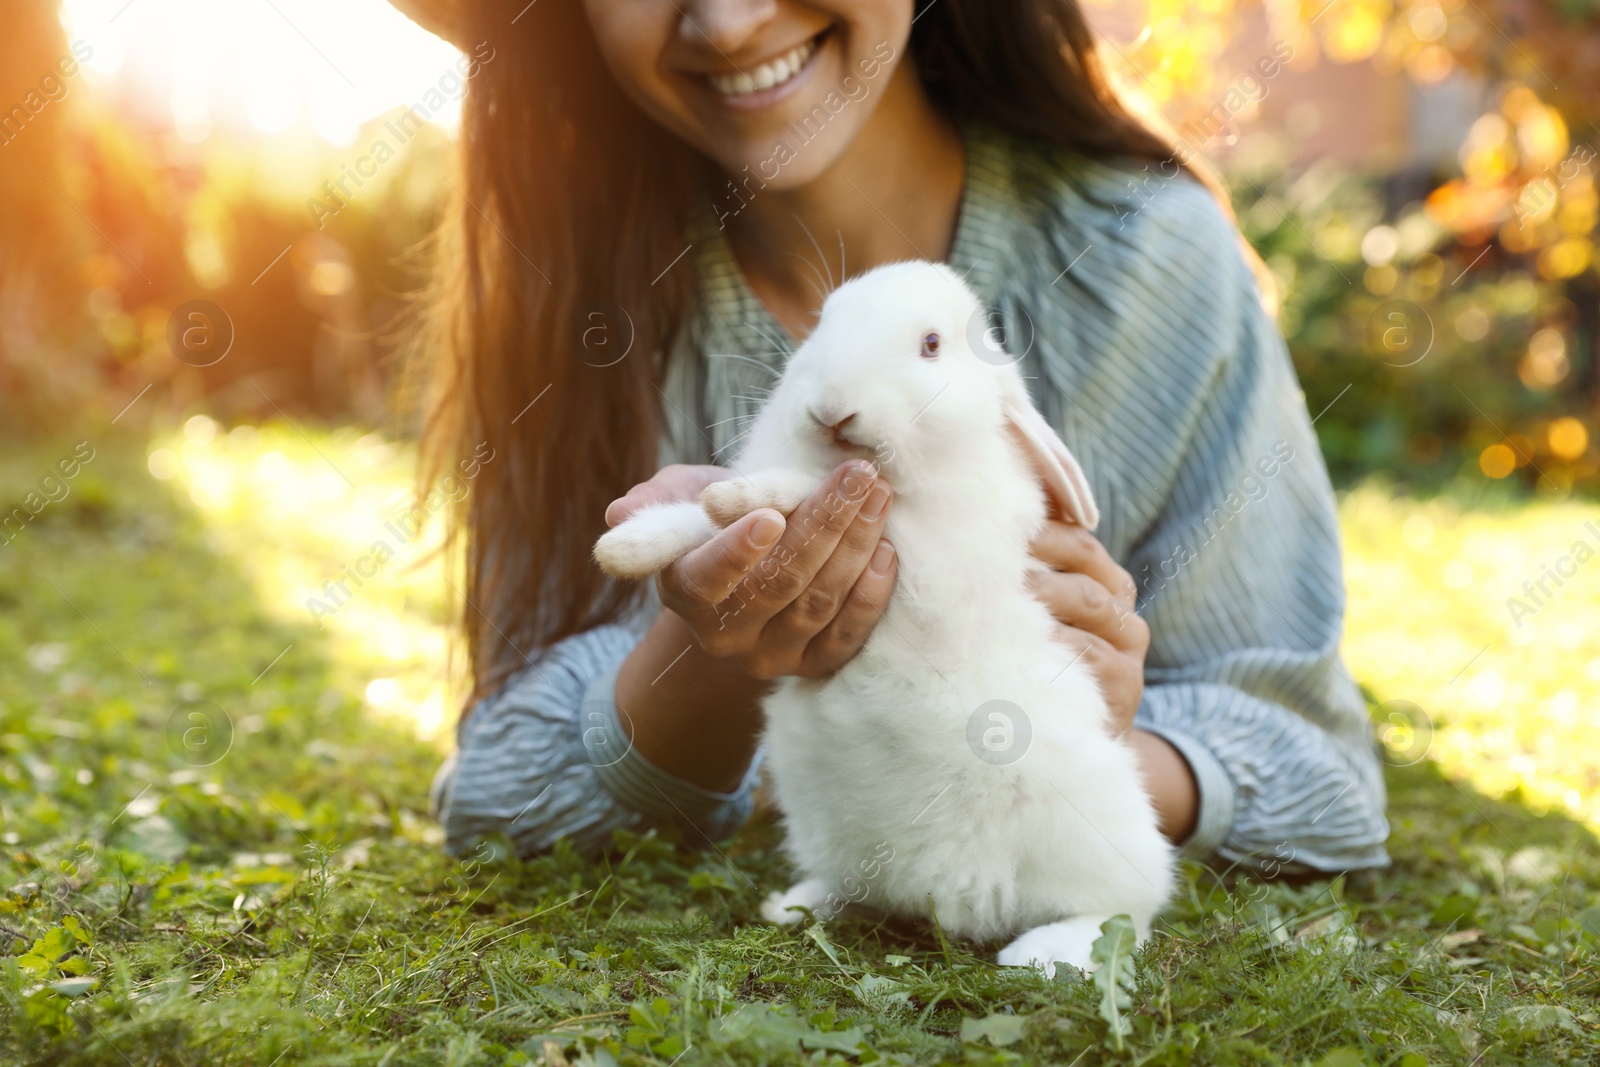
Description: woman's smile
xmin=700 ymin=26 xmax=831 ymax=108
xmin=583 ymin=1 xmax=910 ymax=188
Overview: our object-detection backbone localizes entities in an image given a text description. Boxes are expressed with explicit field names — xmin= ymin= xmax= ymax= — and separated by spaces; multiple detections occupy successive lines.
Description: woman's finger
xmin=1027 ymin=569 xmax=1148 ymax=652
xmin=658 ymin=508 xmax=786 ymax=619
xmin=1030 ymin=520 xmax=1137 ymax=606
xmin=763 ymin=479 xmax=893 ymax=648
xmin=606 ymin=464 xmax=730 ymax=527
xmin=1047 ymin=626 xmax=1141 ymax=733
xmin=800 ymin=538 xmax=898 ymax=675
xmin=713 ymin=461 xmax=879 ymax=630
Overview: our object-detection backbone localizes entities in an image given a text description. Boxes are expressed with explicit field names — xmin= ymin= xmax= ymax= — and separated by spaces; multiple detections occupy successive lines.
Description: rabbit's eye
xmin=920 ymin=332 xmax=941 ymax=359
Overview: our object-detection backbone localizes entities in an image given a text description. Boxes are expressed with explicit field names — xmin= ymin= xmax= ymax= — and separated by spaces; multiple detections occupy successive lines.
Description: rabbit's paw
xmin=701 ymin=470 xmax=817 ymax=528
xmin=760 ymin=878 xmax=831 ymax=925
xmin=593 ymin=502 xmax=717 ymax=579
xmin=997 ymin=916 xmax=1118 ymax=979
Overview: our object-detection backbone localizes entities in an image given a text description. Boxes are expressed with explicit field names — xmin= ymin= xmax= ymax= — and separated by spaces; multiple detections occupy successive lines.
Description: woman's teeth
xmin=707 ymin=35 xmax=820 ymax=97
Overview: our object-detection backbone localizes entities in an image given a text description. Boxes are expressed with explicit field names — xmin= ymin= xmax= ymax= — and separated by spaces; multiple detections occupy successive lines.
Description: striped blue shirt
xmin=431 ymin=121 xmax=1391 ymax=873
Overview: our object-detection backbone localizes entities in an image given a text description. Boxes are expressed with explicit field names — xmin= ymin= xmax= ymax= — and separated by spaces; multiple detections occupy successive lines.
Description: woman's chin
xmin=701 ymin=141 xmax=846 ymax=194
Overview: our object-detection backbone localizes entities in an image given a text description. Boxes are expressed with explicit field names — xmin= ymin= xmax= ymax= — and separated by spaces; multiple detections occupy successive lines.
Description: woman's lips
xmin=700 ymin=28 xmax=831 ymax=111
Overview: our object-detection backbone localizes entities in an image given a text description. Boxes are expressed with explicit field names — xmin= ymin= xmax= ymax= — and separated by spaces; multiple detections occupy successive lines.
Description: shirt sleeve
xmin=430 ymin=621 xmax=762 ymax=857
xmin=1114 ymin=195 xmax=1391 ymax=874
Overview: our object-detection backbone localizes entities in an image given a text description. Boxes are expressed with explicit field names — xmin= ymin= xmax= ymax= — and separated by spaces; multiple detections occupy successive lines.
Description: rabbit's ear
xmin=1001 ymin=386 xmax=1100 ymax=530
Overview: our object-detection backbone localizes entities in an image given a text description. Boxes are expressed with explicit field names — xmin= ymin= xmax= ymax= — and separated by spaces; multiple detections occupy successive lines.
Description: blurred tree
xmin=1100 ymin=0 xmax=1600 ymax=270
xmin=0 ymin=0 xmax=100 ymax=422
xmin=1095 ymin=0 xmax=1599 ymax=493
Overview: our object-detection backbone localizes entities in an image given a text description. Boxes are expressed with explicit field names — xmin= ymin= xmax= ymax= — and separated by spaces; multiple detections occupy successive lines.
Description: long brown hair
xmin=416 ymin=0 xmax=1253 ymax=706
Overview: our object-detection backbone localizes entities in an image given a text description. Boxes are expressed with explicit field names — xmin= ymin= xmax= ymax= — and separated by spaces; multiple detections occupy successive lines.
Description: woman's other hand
xmin=1026 ymin=518 xmax=1149 ymax=736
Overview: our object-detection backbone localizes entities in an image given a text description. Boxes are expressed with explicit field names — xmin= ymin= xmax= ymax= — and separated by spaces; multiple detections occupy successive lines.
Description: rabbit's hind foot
xmin=997 ymin=915 xmax=1132 ymax=979
xmin=759 ymin=878 xmax=831 ymax=925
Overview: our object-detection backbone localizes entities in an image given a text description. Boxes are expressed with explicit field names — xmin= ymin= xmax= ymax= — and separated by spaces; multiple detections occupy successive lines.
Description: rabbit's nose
xmin=811 ymin=408 xmax=857 ymax=443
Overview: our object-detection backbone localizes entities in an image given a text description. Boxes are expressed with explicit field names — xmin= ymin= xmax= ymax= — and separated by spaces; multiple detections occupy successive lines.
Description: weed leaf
xmin=711 ymin=1002 xmax=870 ymax=1055
xmin=1090 ymin=914 xmax=1137 ymax=1050
xmin=960 ymin=1013 xmax=1027 ymax=1047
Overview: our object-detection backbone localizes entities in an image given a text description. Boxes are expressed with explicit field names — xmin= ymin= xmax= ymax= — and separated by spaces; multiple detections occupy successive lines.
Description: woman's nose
xmin=678 ymin=0 xmax=780 ymax=56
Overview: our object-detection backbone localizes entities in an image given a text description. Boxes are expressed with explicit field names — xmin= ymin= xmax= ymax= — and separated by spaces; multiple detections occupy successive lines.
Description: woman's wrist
xmin=1127 ymin=728 xmax=1200 ymax=845
xmin=612 ymin=608 xmax=768 ymax=793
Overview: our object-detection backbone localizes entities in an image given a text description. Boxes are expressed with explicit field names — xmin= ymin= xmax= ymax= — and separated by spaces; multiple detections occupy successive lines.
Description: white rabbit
xmin=594 ymin=261 xmax=1174 ymax=977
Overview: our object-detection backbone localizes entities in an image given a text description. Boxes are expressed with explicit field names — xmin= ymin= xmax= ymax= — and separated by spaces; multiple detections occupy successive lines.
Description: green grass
xmin=2 ymin=427 xmax=1598 ymax=1066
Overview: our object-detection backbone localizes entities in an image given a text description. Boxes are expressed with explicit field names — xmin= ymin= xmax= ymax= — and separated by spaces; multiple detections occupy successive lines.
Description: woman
xmin=397 ymin=0 xmax=1390 ymax=875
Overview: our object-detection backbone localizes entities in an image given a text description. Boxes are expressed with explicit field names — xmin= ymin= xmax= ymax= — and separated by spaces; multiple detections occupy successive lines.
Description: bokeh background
xmin=3 ymin=1 xmax=1600 ymax=1061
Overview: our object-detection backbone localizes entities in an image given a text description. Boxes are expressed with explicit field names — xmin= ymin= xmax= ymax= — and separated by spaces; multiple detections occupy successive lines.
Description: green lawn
xmin=2 ymin=426 xmax=1598 ymax=1066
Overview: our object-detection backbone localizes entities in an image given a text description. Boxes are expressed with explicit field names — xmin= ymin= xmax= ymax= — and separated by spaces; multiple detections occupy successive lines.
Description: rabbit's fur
xmin=595 ymin=261 xmax=1174 ymax=976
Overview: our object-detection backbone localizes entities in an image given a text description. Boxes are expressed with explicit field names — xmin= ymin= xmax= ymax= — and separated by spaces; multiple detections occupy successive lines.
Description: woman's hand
xmin=1026 ymin=519 xmax=1149 ymax=736
xmin=607 ymin=460 xmax=899 ymax=680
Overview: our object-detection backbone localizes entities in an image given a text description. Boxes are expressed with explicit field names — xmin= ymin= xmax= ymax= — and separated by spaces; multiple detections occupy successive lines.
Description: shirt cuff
xmin=1136 ymin=722 xmax=1236 ymax=862
xmin=577 ymin=657 xmax=761 ymax=845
